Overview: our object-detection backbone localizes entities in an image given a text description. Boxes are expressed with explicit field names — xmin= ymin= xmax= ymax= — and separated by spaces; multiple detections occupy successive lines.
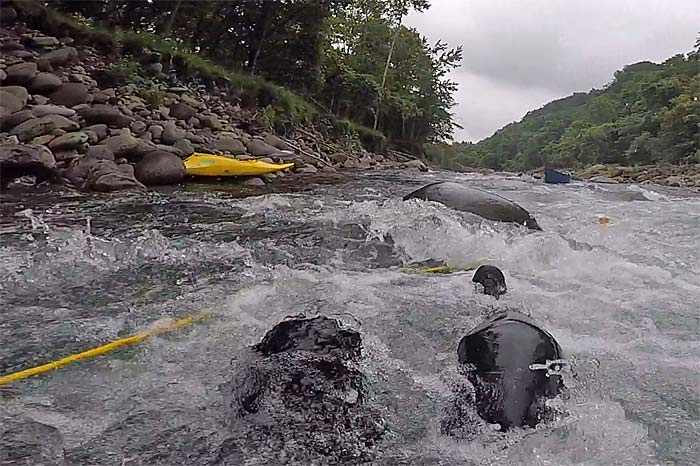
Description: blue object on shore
xmin=544 ymin=168 xmax=571 ymax=184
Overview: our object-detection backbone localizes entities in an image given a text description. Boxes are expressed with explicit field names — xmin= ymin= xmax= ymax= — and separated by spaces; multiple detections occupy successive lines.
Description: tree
xmin=441 ymin=49 xmax=699 ymax=170
xmin=49 ymin=0 xmax=461 ymax=149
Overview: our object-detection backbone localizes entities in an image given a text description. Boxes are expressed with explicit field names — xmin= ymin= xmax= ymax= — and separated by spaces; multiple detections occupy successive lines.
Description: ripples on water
xmin=1 ymin=171 xmax=698 ymax=465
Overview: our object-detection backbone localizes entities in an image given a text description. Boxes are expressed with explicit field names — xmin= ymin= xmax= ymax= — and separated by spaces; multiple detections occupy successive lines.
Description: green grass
xmin=137 ymin=89 xmax=167 ymax=108
xmin=106 ymin=29 xmax=317 ymax=129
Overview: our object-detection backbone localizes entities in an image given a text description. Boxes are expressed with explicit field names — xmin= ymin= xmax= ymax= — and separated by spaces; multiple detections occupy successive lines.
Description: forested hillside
xmin=46 ymin=0 xmax=461 ymax=151
xmin=428 ymin=48 xmax=699 ymax=171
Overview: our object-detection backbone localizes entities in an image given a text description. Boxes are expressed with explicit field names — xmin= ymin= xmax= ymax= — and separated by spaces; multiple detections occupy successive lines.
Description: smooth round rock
xmin=29 ymin=72 xmax=63 ymax=94
xmin=37 ymin=47 xmax=78 ymax=68
xmin=49 ymin=82 xmax=88 ymax=107
xmin=4 ymin=62 xmax=37 ymax=85
xmin=31 ymin=104 xmax=76 ymax=117
xmin=0 ymin=89 xmax=25 ymax=113
xmin=48 ymin=131 xmax=89 ymax=151
xmin=134 ymin=151 xmax=185 ymax=186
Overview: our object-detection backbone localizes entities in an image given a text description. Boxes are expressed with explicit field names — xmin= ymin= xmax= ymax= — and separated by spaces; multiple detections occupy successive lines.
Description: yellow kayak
xmin=184 ymin=153 xmax=294 ymax=177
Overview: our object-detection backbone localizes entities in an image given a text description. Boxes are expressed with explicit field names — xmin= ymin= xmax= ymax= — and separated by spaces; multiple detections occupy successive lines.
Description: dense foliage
xmin=45 ymin=0 xmax=461 ymax=147
xmin=428 ymin=50 xmax=700 ymax=170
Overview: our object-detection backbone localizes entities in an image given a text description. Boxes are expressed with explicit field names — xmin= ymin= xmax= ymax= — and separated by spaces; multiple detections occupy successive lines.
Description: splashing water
xmin=0 ymin=171 xmax=698 ymax=465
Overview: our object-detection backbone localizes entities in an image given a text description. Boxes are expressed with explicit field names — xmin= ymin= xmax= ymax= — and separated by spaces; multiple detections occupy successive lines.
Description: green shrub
xmin=103 ymin=60 xmax=144 ymax=86
xmin=137 ymin=89 xmax=167 ymax=108
xmin=331 ymin=118 xmax=355 ymax=138
xmin=352 ymin=123 xmax=387 ymax=153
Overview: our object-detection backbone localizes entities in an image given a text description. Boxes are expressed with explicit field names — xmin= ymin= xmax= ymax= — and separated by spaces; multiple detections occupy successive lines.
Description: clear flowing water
xmin=1 ymin=171 xmax=698 ymax=465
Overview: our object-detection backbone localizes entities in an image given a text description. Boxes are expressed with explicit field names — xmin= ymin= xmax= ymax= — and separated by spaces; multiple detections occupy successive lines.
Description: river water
xmin=1 ymin=170 xmax=698 ymax=465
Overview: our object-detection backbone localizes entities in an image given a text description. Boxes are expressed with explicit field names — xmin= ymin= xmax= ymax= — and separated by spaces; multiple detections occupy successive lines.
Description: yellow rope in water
xmin=0 ymin=314 xmax=208 ymax=386
xmin=399 ymin=260 xmax=488 ymax=275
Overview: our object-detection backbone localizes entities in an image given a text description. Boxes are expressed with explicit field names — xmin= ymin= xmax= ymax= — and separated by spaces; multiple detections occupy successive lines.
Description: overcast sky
xmin=406 ymin=0 xmax=700 ymax=142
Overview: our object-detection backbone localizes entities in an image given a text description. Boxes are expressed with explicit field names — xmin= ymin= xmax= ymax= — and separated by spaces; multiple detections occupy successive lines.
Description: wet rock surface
xmin=0 ymin=419 xmax=66 ymax=466
xmin=0 ymin=16 xmax=427 ymax=194
xmin=0 ymin=142 xmax=59 ymax=190
xmin=219 ymin=316 xmax=386 ymax=464
xmin=134 ymin=150 xmax=185 ymax=186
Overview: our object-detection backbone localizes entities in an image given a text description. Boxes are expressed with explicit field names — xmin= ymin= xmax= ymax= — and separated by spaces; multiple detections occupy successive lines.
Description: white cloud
xmin=406 ymin=0 xmax=700 ymax=141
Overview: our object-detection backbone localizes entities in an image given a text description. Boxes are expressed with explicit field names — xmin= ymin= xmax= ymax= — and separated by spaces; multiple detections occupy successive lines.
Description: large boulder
xmin=102 ymin=133 xmax=139 ymax=158
xmin=330 ymin=152 xmax=349 ymax=165
xmin=212 ymin=137 xmax=246 ymax=154
xmin=84 ymin=159 xmax=146 ymax=192
xmin=1 ymin=40 xmax=23 ymax=51
xmin=263 ymin=133 xmax=291 ymax=151
xmin=78 ymin=105 xmax=132 ymax=128
xmin=30 ymin=36 xmax=60 ymax=47
xmin=84 ymin=123 xmax=109 ymax=141
xmin=31 ymin=104 xmax=76 ymax=117
xmin=607 ymin=166 xmax=624 ymax=178
xmin=42 ymin=114 xmax=81 ymax=131
xmin=48 ymin=131 xmax=89 ymax=151
xmin=4 ymin=62 xmax=38 ymax=85
xmin=92 ymin=89 xmax=115 ymax=104
xmin=6 ymin=49 xmax=34 ymax=60
xmin=49 ymin=82 xmax=88 ymax=107
xmin=0 ymin=109 xmax=33 ymax=131
xmin=0 ymin=143 xmax=59 ymax=191
xmin=219 ymin=316 xmax=385 ymax=464
xmin=148 ymin=124 xmax=164 ymax=140
xmin=161 ymin=122 xmax=186 ymax=145
xmin=2 ymin=85 xmax=30 ymax=102
xmin=247 ymin=139 xmax=281 ymax=157
xmin=129 ymin=120 xmax=147 ymax=136
xmin=180 ymin=94 xmax=205 ymax=110
xmin=198 ymin=114 xmax=221 ymax=131
xmin=173 ymin=138 xmax=194 ymax=156
xmin=239 ymin=176 xmax=266 ymax=186
xmin=9 ymin=116 xmax=58 ymax=142
xmin=134 ymin=151 xmax=185 ymax=186
xmin=403 ymin=159 xmax=428 ymax=172
xmin=296 ymin=165 xmax=318 ymax=174
xmin=37 ymin=47 xmax=78 ymax=69
xmin=85 ymin=144 xmax=115 ymax=161
xmin=169 ymin=102 xmax=196 ymax=121
xmin=129 ymin=138 xmax=159 ymax=159
xmin=0 ymin=88 xmax=26 ymax=113
xmin=28 ymin=72 xmax=63 ymax=94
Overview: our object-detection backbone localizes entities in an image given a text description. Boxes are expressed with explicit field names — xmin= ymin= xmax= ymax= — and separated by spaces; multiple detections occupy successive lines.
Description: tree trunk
xmin=250 ymin=2 xmax=277 ymax=73
xmin=373 ymin=16 xmax=402 ymax=131
xmin=163 ymin=0 xmax=183 ymax=36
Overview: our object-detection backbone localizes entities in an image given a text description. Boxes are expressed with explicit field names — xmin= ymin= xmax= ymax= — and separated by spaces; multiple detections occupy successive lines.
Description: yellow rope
xmin=400 ymin=260 xmax=487 ymax=275
xmin=0 ymin=314 xmax=208 ymax=386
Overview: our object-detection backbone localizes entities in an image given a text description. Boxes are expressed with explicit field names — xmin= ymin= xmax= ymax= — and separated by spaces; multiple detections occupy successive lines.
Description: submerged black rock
xmin=403 ymin=181 xmax=542 ymax=230
xmin=0 ymin=418 xmax=66 ymax=466
xmin=472 ymin=264 xmax=508 ymax=299
xmin=219 ymin=316 xmax=385 ymax=464
xmin=444 ymin=312 xmax=564 ymax=434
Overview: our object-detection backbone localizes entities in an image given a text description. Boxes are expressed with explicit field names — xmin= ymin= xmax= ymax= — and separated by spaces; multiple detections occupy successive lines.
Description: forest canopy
xmin=427 ymin=49 xmax=700 ymax=171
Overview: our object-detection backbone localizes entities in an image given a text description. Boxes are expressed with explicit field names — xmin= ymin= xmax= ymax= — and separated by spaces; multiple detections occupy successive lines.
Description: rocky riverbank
xmin=574 ymin=163 xmax=700 ymax=188
xmin=524 ymin=163 xmax=700 ymax=189
xmin=0 ymin=5 xmax=427 ymax=194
